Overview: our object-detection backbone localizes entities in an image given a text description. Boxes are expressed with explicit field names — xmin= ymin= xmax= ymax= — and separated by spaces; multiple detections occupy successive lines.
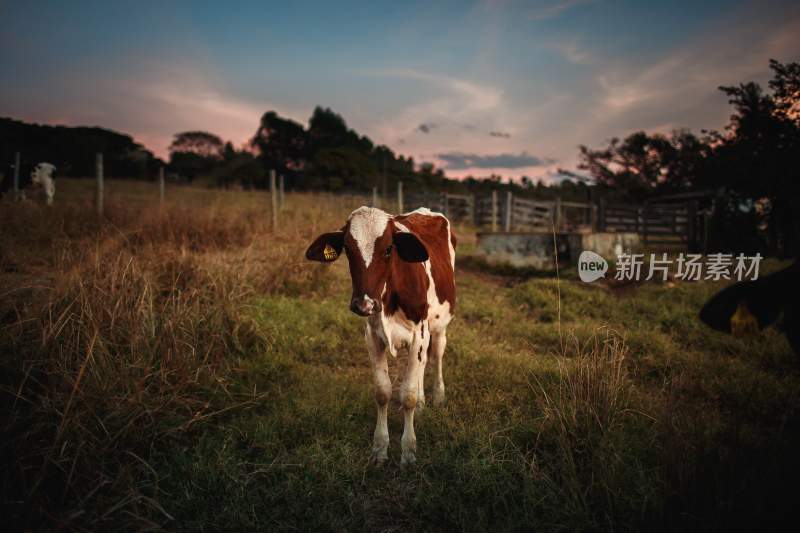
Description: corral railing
xmin=472 ymin=191 xmax=595 ymax=233
xmin=403 ymin=192 xmax=475 ymax=223
xmin=398 ymin=185 xmax=704 ymax=251
xmin=597 ymin=200 xmax=698 ymax=248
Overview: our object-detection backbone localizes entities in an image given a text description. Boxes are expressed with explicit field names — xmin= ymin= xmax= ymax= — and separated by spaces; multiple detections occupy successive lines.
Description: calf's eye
xmin=385 ymin=245 xmax=393 ymax=258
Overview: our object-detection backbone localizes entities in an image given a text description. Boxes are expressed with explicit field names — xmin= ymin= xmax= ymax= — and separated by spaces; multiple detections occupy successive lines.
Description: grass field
xmin=2 ymin=180 xmax=799 ymax=531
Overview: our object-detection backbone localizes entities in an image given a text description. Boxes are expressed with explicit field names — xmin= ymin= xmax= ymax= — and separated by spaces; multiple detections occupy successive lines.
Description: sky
xmin=1 ymin=0 xmax=799 ymax=181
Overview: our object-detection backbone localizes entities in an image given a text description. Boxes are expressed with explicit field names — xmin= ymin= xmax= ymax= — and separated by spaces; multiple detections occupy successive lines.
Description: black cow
xmin=699 ymin=260 xmax=800 ymax=355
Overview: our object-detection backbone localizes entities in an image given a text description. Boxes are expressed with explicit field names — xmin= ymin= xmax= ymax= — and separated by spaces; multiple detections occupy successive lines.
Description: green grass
xmin=155 ymin=266 xmax=797 ymax=531
xmin=2 ymin=180 xmax=799 ymax=531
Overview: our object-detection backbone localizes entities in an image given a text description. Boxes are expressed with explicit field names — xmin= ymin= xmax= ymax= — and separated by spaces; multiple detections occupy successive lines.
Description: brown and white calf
xmin=306 ymin=206 xmax=456 ymax=465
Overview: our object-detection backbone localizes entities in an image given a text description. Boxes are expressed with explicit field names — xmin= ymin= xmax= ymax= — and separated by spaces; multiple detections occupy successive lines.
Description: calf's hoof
xmin=401 ymin=451 xmax=417 ymax=467
xmin=433 ymin=390 xmax=446 ymax=407
xmin=371 ymin=450 xmax=388 ymax=466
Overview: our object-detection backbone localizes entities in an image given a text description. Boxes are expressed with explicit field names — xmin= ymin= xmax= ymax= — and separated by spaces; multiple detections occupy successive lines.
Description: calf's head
xmin=306 ymin=207 xmax=428 ymax=316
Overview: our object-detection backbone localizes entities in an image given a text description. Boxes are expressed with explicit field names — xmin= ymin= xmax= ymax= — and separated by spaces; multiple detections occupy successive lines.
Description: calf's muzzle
xmin=350 ymin=295 xmax=381 ymax=317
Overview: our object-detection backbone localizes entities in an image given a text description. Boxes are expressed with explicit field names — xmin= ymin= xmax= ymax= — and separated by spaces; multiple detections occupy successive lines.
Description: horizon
xmin=2 ymin=0 xmax=799 ymax=182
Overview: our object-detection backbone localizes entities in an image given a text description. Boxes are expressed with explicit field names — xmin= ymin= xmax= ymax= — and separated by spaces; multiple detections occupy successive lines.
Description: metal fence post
xmin=12 ymin=152 xmax=20 ymax=201
xmin=491 ymin=190 xmax=498 ymax=232
xmin=270 ymin=169 xmax=278 ymax=230
xmin=279 ymin=174 xmax=285 ymax=209
xmin=442 ymin=193 xmax=449 ymax=218
xmin=95 ymin=153 xmax=104 ymax=216
xmin=504 ymin=191 xmax=513 ymax=232
xmin=397 ymin=181 xmax=404 ymax=213
xmin=372 ymin=186 xmax=378 ymax=208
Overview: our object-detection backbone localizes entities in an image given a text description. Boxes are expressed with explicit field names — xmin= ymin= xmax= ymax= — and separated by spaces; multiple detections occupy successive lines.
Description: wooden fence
xmin=400 ymin=185 xmax=700 ymax=250
xmin=597 ymin=200 xmax=699 ymax=248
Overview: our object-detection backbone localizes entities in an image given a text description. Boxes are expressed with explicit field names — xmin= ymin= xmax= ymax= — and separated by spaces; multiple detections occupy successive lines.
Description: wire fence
xmin=4 ymin=151 xmax=705 ymax=249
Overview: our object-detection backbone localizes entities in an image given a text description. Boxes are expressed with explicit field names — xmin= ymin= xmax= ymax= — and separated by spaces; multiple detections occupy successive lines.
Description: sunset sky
xmin=2 ymin=0 xmax=799 ymax=181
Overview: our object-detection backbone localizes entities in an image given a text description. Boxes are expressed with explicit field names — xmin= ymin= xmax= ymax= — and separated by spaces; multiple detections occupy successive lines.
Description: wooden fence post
xmin=641 ymin=205 xmax=648 ymax=247
xmin=591 ymin=204 xmax=598 ymax=232
xmin=598 ymin=198 xmax=606 ymax=232
xmin=504 ymin=191 xmax=513 ymax=232
xmin=95 ymin=153 xmax=104 ymax=216
xmin=397 ymin=181 xmax=404 ymax=213
xmin=471 ymin=194 xmax=477 ymax=226
xmin=279 ymin=174 xmax=285 ymax=209
xmin=12 ymin=152 xmax=20 ymax=201
xmin=372 ymin=186 xmax=378 ymax=208
xmin=159 ymin=166 xmax=165 ymax=207
xmin=270 ymin=169 xmax=278 ymax=230
xmin=491 ymin=190 xmax=498 ymax=232
xmin=554 ymin=196 xmax=562 ymax=232
xmin=442 ymin=193 xmax=449 ymax=218
xmin=687 ymin=200 xmax=697 ymax=252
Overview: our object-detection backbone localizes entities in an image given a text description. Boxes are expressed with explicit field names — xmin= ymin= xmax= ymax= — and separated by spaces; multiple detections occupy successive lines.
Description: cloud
xmin=528 ymin=0 xmax=597 ymax=21
xmin=556 ymin=4 xmax=800 ymax=168
xmin=594 ymin=11 xmax=800 ymax=116
xmin=368 ymin=68 xmax=515 ymax=163
xmin=436 ymin=151 xmax=554 ymax=170
xmin=549 ymin=40 xmax=594 ymax=65
xmin=104 ymin=61 xmax=310 ymax=158
xmin=489 ymin=131 xmax=511 ymax=138
xmin=377 ymin=69 xmax=503 ymax=113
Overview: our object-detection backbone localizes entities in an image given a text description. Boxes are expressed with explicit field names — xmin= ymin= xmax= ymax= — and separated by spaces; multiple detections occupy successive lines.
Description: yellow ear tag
xmin=323 ymin=244 xmax=338 ymax=261
xmin=730 ymin=301 xmax=759 ymax=337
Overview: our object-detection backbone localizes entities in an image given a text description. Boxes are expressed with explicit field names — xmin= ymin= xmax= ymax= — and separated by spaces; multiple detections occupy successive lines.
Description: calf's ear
xmin=306 ymin=231 xmax=344 ymax=262
xmin=393 ymin=232 xmax=428 ymax=262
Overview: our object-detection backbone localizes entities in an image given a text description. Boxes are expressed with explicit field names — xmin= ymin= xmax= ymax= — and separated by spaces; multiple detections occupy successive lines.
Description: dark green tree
xmin=577 ymin=130 xmax=711 ymax=202
xmin=168 ymin=131 xmax=225 ymax=181
xmin=712 ymin=60 xmax=800 ymax=256
xmin=251 ymin=111 xmax=306 ymax=188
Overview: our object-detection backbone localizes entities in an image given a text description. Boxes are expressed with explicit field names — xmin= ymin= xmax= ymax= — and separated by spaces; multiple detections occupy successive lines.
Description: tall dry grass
xmin=529 ymin=328 xmax=649 ymax=527
xmin=0 ymin=186 xmax=355 ymax=529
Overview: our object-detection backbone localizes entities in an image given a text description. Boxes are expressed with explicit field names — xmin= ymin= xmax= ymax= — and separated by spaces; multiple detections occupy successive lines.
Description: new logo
xmin=578 ymin=251 xmax=608 ymax=282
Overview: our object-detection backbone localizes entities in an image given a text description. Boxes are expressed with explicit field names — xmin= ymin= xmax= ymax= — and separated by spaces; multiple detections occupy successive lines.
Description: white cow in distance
xmin=30 ymin=162 xmax=56 ymax=206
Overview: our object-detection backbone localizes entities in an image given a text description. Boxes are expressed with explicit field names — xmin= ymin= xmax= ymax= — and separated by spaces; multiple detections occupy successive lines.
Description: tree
xmin=168 ymin=131 xmax=224 ymax=159
xmin=769 ymin=58 xmax=800 ymax=125
xmin=713 ymin=60 xmax=800 ymax=256
xmin=577 ymin=130 xmax=711 ymax=201
xmin=251 ymin=111 xmax=306 ymax=187
xmin=0 ymin=117 xmax=159 ymax=182
xmin=167 ymin=131 xmax=225 ymax=181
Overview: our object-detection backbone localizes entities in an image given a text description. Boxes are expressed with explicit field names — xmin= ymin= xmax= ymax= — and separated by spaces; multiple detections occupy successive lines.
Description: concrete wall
xmin=476 ymin=231 xmax=640 ymax=270
xmin=580 ymin=232 xmax=640 ymax=259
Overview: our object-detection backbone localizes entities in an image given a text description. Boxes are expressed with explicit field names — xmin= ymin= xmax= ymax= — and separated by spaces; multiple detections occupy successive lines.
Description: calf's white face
xmin=348 ymin=206 xmax=389 ymax=268
xmin=305 ymin=206 xmax=429 ymax=317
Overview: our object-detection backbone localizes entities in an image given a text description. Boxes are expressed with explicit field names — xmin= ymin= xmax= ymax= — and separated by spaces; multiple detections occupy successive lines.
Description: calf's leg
xmin=416 ymin=321 xmax=428 ymax=409
xmin=400 ymin=330 xmax=429 ymax=466
xmin=365 ymin=324 xmax=391 ymax=464
xmin=430 ymin=331 xmax=447 ymax=406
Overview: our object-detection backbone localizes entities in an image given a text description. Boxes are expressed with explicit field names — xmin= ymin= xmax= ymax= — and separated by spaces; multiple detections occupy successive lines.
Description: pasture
xmin=2 ymin=180 xmax=798 ymax=531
